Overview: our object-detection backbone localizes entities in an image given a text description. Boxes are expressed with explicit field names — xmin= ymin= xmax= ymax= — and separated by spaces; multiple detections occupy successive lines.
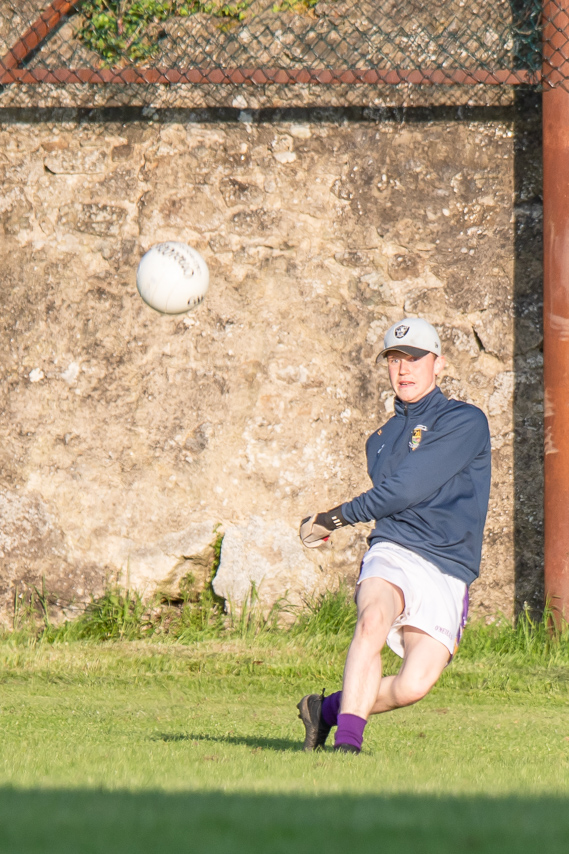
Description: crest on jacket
xmin=409 ymin=424 xmax=427 ymax=451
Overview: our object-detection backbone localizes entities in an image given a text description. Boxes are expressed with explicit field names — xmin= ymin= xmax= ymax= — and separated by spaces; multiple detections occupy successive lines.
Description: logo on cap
xmin=394 ymin=324 xmax=409 ymax=339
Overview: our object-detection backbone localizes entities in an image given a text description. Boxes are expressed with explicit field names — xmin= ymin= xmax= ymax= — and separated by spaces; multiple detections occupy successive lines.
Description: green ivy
xmin=271 ymin=0 xmax=319 ymax=12
xmin=77 ymin=0 xmax=255 ymax=64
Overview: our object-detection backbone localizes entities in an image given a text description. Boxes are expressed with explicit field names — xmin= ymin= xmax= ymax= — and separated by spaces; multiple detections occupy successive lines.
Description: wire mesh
xmin=0 ymin=0 xmax=560 ymax=108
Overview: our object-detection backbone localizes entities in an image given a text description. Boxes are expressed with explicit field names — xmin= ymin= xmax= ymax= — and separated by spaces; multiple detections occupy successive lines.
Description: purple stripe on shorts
xmin=452 ymin=588 xmax=469 ymax=657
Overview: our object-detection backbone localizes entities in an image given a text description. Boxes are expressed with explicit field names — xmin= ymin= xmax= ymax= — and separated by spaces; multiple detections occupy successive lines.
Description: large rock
xmin=0 ymin=486 xmax=221 ymax=614
xmin=0 ymin=488 xmax=104 ymax=619
xmin=213 ymin=517 xmax=328 ymax=613
xmin=94 ymin=522 xmax=222 ymax=600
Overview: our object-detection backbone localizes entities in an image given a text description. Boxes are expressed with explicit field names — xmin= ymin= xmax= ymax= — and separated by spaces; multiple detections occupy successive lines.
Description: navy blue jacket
xmin=341 ymin=387 xmax=491 ymax=586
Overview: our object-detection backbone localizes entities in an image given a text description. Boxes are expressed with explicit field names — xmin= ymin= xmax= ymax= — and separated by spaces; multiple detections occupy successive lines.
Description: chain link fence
xmin=0 ymin=1 xmax=561 ymax=108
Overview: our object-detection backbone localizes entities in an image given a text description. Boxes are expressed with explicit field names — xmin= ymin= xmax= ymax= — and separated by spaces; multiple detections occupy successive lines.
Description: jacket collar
xmin=394 ymin=386 xmax=444 ymax=417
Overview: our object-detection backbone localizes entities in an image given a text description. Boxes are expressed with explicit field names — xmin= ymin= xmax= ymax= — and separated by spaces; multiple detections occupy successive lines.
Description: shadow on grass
xmin=0 ymin=787 xmax=568 ymax=854
xmin=154 ymin=731 xmax=302 ymax=751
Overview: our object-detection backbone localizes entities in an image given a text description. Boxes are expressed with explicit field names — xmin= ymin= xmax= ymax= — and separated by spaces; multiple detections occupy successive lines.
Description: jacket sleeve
xmin=341 ymin=406 xmax=490 ymax=524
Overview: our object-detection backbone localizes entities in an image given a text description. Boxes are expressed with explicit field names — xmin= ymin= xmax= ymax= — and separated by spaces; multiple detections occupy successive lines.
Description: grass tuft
xmin=455 ymin=603 xmax=569 ymax=665
xmin=290 ymin=585 xmax=356 ymax=641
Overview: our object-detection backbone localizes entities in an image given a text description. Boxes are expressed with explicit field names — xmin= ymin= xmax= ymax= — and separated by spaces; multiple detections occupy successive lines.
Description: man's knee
xmin=354 ymin=606 xmax=392 ymax=645
xmin=392 ymin=671 xmax=438 ymax=707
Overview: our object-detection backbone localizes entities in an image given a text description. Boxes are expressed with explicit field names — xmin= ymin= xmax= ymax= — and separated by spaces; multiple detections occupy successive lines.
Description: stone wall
xmin=0 ymin=100 xmax=543 ymax=623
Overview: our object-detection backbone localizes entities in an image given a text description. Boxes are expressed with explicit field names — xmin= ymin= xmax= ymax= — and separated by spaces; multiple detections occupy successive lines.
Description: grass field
xmin=1 ymin=595 xmax=569 ymax=853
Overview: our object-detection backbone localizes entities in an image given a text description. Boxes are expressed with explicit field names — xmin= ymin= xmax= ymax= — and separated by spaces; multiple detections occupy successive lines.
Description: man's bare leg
xmin=370 ymin=626 xmax=450 ymax=714
xmin=310 ymin=585 xmax=450 ymax=752
xmin=339 ymin=578 xmax=404 ymax=719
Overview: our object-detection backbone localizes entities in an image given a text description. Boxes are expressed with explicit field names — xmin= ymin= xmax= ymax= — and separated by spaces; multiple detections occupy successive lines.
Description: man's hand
xmin=299 ymin=506 xmax=348 ymax=548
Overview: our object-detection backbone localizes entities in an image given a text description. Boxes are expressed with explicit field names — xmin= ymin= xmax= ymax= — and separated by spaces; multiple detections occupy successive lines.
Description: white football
xmin=136 ymin=242 xmax=209 ymax=314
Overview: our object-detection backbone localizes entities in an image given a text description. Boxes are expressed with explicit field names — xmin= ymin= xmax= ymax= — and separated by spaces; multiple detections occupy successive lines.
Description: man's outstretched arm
xmin=343 ymin=406 xmax=489 ymax=525
xmin=299 ymin=405 xmax=489 ymax=546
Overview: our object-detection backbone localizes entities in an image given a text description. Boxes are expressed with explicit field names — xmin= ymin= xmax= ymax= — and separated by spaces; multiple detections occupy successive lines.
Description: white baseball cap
xmin=377 ymin=317 xmax=441 ymax=360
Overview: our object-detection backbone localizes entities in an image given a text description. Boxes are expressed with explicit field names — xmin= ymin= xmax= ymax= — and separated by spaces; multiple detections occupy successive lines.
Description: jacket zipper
xmin=391 ymin=403 xmax=410 ymax=461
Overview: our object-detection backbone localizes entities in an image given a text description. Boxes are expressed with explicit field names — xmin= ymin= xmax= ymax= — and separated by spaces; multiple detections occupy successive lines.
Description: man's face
xmin=386 ymin=350 xmax=445 ymax=404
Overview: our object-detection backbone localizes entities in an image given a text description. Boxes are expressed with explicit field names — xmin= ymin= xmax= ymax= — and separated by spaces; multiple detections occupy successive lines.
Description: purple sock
xmin=334 ymin=713 xmax=367 ymax=752
xmin=321 ymin=691 xmax=342 ymax=728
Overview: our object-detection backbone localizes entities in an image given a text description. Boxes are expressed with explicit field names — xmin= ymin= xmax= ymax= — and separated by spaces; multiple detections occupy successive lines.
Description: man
xmin=298 ymin=317 xmax=491 ymax=754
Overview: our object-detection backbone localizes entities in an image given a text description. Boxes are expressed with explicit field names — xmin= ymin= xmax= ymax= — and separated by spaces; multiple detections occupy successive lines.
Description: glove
xmin=299 ymin=505 xmax=349 ymax=548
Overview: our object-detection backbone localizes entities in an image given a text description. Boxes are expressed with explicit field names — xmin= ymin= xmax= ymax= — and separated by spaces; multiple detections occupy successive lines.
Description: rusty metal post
xmin=0 ymin=1 xmax=76 ymax=75
xmin=0 ymin=66 xmax=540 ymax=87
xmin=543 ymin=0 xmax=569 ymax=621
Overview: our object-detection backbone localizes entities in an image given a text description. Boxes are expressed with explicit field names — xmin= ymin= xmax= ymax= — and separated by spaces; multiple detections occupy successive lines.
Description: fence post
xmin=0 ymin=1 xmax=75 ymax=77
xmin=543 ymin=0 xmax=569 ymax=621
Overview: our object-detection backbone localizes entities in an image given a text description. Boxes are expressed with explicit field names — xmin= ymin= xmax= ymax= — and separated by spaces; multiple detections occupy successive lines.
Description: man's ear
xmin=434 ymin=355 xmax=446 ymax=377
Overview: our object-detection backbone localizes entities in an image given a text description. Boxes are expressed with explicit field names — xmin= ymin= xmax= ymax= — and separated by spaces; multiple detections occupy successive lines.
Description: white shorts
xmin=357 ymin=541 xmax=469 ymax=658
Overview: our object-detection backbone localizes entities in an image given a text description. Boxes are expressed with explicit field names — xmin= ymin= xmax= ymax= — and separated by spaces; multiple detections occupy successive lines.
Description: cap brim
xmin=376 ymin=346 xmax=432 ymax=362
